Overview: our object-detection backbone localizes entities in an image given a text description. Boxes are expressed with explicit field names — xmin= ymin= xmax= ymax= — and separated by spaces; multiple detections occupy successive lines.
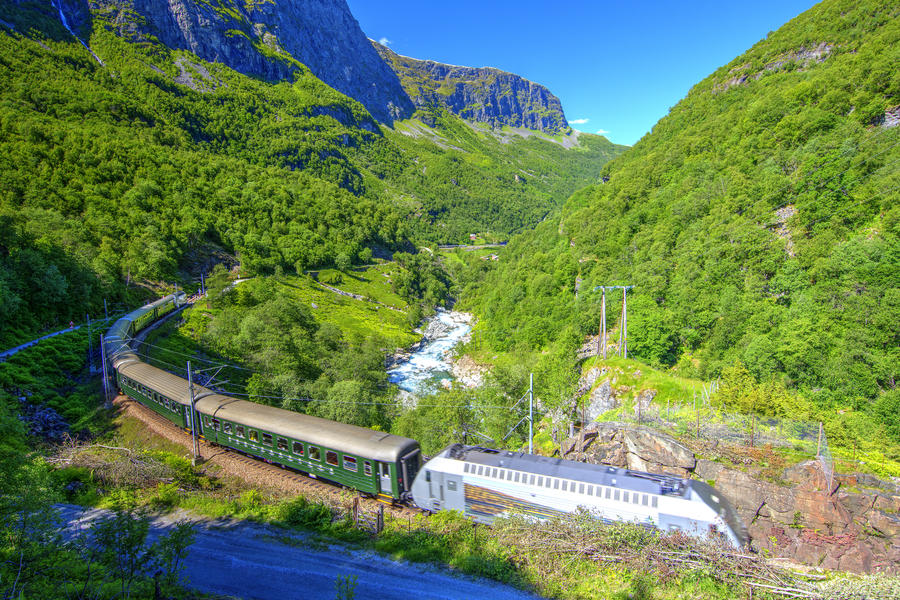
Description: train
xmin=410 ymin=444 xmax=747 ymax=548
xmin=104 ymin=294 xmax=747 ymax=547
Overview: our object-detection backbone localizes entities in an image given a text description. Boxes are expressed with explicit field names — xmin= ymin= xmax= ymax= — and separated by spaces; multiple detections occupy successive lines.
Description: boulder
xmin=839 ymin=545 xmax=874 ymax=573
xmin=633 ymin=388 xmax=657 ymax=415
xmin=867 ymin=510 xmax=900 ymax=537
xmin=623 ymin=427 xmax=695 ymax=470
xmin=695 ymin=459 xmax=725 ymax=482
xmin=783 ymin=460 xmax=830 ymax=492
xmin=585 ymin=379 xmax=617 ymax=421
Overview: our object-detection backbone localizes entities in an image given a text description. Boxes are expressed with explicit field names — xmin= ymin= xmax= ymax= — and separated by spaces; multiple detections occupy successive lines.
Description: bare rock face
xmin=82 ymin=0 xmax=414 ymax=123
xmin=560 ymin=425 xmax=900 ymax=574
xmin=374 ymin=42 xmax=569 ymax=133
xmin=584 ymin=379 xmax=617 ymax=421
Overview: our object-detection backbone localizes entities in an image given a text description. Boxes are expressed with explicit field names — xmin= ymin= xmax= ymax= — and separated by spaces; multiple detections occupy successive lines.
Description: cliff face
xmin=375 ymin=42 xmax=569 ymax=134
xmin=78 ymin=0 xmax=413 ymax=123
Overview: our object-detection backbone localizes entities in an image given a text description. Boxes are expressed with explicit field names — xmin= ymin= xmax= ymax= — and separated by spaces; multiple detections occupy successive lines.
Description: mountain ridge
xmin=374 ymin=41 xmax=569 ymax=133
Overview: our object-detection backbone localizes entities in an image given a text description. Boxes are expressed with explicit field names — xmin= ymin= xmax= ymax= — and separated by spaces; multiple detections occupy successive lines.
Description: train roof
xmin=442 ymin=445 xmax=690 ymax=497
xmin=194 ymin=394 xmax=419 ymax=462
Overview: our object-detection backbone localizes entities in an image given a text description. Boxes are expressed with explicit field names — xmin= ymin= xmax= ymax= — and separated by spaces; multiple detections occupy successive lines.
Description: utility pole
xmin=600 ymin=288 xmax=607 ymax=359
xmin=528 ymin=372 xmax=534 ymax=454
xmin=103 ymin=298 xmax=108 ymax=320
xmin=622 ymin=287 xmax=629 ymax=359
xmin=86 ymin=313 xmax=94 ymax=373
xmin=187 ymin=361 xmax=200 ymax=465
xmin=592 ymin=285 xmax=633 ymax=358
xmin=99 ymin=334 xmax=110 ymax=405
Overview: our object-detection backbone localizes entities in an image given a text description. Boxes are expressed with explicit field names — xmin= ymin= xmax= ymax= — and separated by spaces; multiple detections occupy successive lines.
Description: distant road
xmin=437 ymin=243 xmax=508 ymax=251
xmin=58 ymin=504 xmax=544 ymax=600
xmin=0 ymin=325 xmax=82 ymax=362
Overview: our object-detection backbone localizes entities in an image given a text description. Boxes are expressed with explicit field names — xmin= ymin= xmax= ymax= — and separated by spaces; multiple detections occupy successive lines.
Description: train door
xmin=378 ymin=462 xmax=393 ymax=496
xmin=443 ymin=475 xmax=464 ymax=512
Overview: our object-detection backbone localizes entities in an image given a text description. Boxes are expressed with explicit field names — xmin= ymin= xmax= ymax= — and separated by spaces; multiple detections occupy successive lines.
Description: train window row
xmin=121 ymin=376 xmax=179 ymax=414
xmin=201 ymin=415 xmax=371 ymax=475
xmin=463 ymin=463 xmax=659 ymax=508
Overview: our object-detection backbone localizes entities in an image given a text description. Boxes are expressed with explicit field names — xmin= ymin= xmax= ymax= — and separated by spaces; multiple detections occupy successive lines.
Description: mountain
xmin=375 ymin=42 xmax=569 ymax=133
xmin=0 ymin=0 xmax=625 ymax=344
xmin=463 ymin=0 xmax=898 ymax=414
xmin=80 ymin=0 xmax=414 ymax=124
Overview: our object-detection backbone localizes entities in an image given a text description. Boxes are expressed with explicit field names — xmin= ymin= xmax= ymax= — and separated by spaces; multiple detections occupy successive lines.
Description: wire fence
xmin=597 ymin=397 xmax=834 ymax=489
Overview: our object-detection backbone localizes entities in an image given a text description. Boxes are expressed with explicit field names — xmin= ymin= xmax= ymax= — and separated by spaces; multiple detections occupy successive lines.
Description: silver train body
xmin=411 ymin=444 xmax=747 ymax=548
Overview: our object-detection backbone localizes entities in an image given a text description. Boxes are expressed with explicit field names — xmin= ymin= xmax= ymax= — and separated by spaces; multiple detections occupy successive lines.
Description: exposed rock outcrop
xmin=81 ymin=0 xmax=413 ymax=123
xmin=375 ymin=42 xmax=569 ymax=133
xmin=561 ymin=424 xmax=900 ymax=574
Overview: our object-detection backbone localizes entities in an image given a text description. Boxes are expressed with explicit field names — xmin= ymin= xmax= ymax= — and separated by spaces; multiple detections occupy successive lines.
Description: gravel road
xmin=58 ymin=504 xmax=545 ymax=600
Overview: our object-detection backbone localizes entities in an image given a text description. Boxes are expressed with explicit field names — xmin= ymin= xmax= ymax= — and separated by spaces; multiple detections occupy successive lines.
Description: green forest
xmin=462 ymin=0 xmax=899 ymax=440
xmin=0 ymin=1 xmax=622 ymax=347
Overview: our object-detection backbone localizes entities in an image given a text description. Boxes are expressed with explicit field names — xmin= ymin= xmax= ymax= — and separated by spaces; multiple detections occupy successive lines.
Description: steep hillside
xmin=375 ymin=42 xmax=568 ymax=133
xmin=0 ymin=1 xmax=625 ymax=344
xmin=81 ymin=0 xmax=415 ymax=123
xmin=463 ymin=0 xmax=898 ymax=415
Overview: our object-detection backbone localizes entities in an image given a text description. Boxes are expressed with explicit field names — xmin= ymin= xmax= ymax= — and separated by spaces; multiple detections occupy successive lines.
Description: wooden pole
xmin=816 ymin=422 xmax=823 ymax=457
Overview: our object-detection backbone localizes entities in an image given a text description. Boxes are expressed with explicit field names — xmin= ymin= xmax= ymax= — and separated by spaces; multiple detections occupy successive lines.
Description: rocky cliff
xmin=375 ymin=42 xmax=569 ymax=133
xmin=74 ymin=0 xmax=413 ymax=123
xmin=562 ymin=423 xmax=900 ymax=574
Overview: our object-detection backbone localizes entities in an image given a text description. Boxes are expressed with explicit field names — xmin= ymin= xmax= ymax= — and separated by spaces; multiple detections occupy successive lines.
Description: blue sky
xmin=346 ymin=0 xmax=818 ymax=146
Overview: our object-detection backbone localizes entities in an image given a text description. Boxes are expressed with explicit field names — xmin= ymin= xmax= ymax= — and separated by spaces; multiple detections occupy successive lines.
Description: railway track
xmin=115 ymin=395 xmax=423 ymax=521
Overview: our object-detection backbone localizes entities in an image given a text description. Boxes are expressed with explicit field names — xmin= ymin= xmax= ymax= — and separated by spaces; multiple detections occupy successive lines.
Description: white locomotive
xmin=411 ymin=444 xmax=747 ymax=548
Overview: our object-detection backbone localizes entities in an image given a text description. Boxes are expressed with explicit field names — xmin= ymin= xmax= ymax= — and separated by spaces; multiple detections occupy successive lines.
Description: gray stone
xmin=623 ymin=427 xmax=695 ymax=470
xmin=88 ymin=0 xmax=414 ymax=124
xmin=584 ymin=379 xmax=617 ymax=421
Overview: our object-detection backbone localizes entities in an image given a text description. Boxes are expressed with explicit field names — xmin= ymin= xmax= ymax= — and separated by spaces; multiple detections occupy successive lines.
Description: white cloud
xmin=595 ymin=129 xmax=610 ymax=135
xmin=378 ymin=37 xmax=392 ymax=46
xmin=568 ymin=118 xmax=589 ymax=125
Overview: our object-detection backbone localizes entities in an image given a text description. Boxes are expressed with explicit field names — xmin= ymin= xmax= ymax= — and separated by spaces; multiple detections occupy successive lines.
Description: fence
xmin=595 ymin=397 xmax=834 ymax=489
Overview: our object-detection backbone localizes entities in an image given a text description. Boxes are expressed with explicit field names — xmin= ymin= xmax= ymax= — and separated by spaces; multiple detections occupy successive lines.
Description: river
xmin=387 ymin=310 xmax=472 ymax=395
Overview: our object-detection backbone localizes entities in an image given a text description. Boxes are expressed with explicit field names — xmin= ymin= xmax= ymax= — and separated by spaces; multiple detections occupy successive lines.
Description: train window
xmin=642 ymin=494 xmax=649 ymax=506
xmin=425 ymin=470 xmax=431 ymax=482
xmin=536 ymin=476 xmax=542 ymax=486
xmin=605 ymin=487 xmax=611 ymax=499
xmin=491 ymin=468 xmax=498 ymax=478
xmin=277 ymin=438 xmax=288 ymax=451
xmin=236 ymin=426 xmax=245 ymax=438
xmin=477 ymin=466 xmax=484 ymax=476
xmin=212 ymin=419 xmax=220 ymax=431
xmin=514 ymin=472 xmax=520 ymax=483
xmin=529 ymin=475 xmax=535 ymax=485
xmin=545 ymin=478 xmax=551 ymax=488
xmin=262 ymin=433 xmax=272 ymax=445
xmin=561 ymin=481 xmax=568 ymax=492
xmin=249 ymin=430 xmax=258 ymax=442
xmin=326 ymin=451 xmax=339 ymax=466
xmin=587 ymin=485 xmax=594 ymax=496
xmin=343 ymin=456 xmax=357 ymax=472
xmin=309 ymin=446 xmax=320 ymax=461
xmin=579 ymin=483 xmax=585 ymax=494
xmin=623 ymin=491 xmax=629 ymax=503
xmin=223 ymin=423 xmax=232 ymax=434
xmin=553 ymin=479 xmax=560 ymax=489
xmin=203 ymin=416 xmax=210 ymax=426
xmin=651 ymin=496 xmax=658 ymax=508
xmin=614 ymin=490 xmax=621 ymax=501
xmin=364 ymin=461 xmax=372 ymax=476
xmin=292 ymin=442 xmax=304 ymax=455
xmin=447 ymin=480 xmax=457 ymax=491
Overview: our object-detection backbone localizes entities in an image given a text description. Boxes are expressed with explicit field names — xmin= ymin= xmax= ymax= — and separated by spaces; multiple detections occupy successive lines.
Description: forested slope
xmin=464 ymin=0 xmax=898 ymax=419
xmin=0 ymin=2 xmax=623 ymax=345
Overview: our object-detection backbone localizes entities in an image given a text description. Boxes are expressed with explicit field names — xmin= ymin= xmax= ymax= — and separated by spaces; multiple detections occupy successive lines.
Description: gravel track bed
xmin=114 ymin=395 xmax=421 ymax=520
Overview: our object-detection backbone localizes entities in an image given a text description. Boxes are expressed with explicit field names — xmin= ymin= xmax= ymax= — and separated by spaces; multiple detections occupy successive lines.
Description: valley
xmin=0 ymin=0 xmax=898 ymax=599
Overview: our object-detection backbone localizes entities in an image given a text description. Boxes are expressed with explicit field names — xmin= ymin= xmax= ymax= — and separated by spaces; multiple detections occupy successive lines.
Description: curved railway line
xmin=114 ymin=394 xmax=422 ymax=521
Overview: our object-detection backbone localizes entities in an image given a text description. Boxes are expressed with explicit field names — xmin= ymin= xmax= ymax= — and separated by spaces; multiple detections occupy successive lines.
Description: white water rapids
xmin=52 ymin=0 xmax=104 ymax=66
xmin=387 ymin=310 xmax=472 ymax=395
